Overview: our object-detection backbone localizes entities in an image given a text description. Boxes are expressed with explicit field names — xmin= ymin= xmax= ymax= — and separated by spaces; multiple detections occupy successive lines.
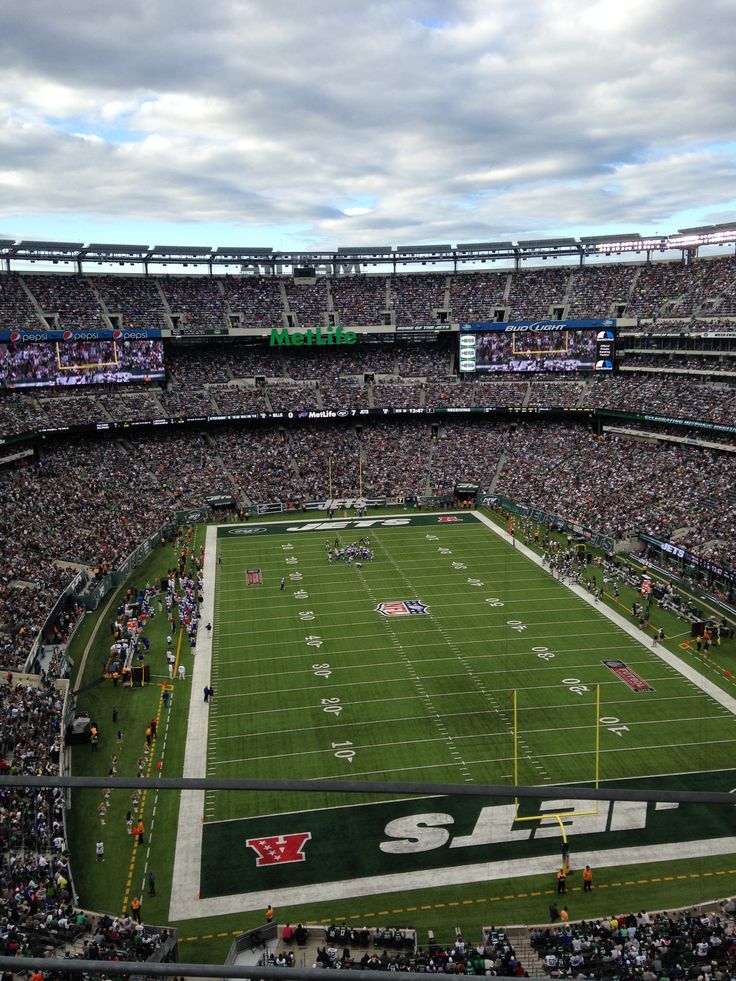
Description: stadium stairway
xmin=203 ymin=432 xmax=243 ymax=500
xmin=623 ymin=264 xmax=643 ymax=314
xmin=575 ymin=379 xmax=592 ymax=407
xmin=503 ymin=926 xmax=544 ymax=977
xmin=87 ymin=278 xmax=115 ymax=329
xmin=154 ymin=277 xmax=171 ymax=321
xmin=488 ymin=445 xmax=510 ymax=494
xmin=18 ymin=275 xmax=47 ymax=327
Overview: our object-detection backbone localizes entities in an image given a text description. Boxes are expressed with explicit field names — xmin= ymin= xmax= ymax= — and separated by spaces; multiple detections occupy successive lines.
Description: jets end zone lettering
xmin=217 ymin=513 xmax=481 ymax=537
xmin=200 ymin=770 xmax=736 ymax=900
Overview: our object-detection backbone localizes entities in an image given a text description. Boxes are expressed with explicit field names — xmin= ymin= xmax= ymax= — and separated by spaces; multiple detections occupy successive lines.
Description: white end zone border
xmin=169 ymin=513 xmax=736 ymax=921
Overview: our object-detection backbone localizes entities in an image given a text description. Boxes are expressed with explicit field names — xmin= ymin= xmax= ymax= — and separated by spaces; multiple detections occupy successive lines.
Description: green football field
xmin=191 ymin=511 xmax=736 ymax=902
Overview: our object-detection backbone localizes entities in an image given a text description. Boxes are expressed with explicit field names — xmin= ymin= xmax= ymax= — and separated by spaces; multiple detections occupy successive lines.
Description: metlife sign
xmin=458 ymin=333 xmax=476 ymax=373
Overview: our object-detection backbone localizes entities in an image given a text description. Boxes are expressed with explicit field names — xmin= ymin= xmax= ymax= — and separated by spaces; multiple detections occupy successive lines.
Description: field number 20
xmin=562 ymin=677 xmax=590 ymax=695
xmin=321 ymin=697 xmax=343 ymax=716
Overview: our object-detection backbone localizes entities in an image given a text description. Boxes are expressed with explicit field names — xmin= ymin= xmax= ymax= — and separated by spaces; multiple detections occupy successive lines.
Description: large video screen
xmin=0 ymin=339 xmax=165 ymax=388
xmin=459 ymin=319 xmax=616 ymax=373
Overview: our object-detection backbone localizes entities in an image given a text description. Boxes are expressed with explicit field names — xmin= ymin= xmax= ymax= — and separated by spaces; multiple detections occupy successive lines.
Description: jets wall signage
xmin=217 ymin=513 xmax=481 ymax=537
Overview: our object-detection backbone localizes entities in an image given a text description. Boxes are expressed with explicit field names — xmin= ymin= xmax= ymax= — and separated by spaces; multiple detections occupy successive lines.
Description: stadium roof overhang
xmin=1 ymin=221 xmax=735 ymax=271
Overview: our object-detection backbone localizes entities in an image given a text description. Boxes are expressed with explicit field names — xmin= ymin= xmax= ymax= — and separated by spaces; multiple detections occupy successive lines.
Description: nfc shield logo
xmin=246 ymin=832 xmax=312 ymax=866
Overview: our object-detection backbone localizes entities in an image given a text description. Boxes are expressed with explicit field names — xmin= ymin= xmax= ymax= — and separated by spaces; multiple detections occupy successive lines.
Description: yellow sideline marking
xmin=119 ymin=667 xmax=178 ymax=915
xmin=177 ymin=867 xmax=736 ymax=943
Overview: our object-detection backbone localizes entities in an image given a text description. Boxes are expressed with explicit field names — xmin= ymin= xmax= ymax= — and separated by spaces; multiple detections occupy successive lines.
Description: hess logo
xmin=246 ymin=832 xmax=312 ymax=866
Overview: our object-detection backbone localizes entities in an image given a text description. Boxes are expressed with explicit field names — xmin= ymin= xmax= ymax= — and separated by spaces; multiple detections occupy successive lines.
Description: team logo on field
xmin=375 ymin=600 xmax=430 ymax=617
xmin=228 ymin=527 xmax=268 ymax=535
xmin=246 ymin=832 xmax=312 ymax=866
xmin=437 ymin=516 xmax=461 ymax=523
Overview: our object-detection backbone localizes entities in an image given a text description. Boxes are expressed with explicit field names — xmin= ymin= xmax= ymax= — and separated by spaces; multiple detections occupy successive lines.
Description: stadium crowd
xmin=531 ymin=906 xmax=736 ymax=980
xmin=1 ymin=254 xmax=735 ymax=333
xmin=1 ymin=409 xmax=735 ymax=674
xmin=0 ymin=258 xmax=735 ymax=975
xmin=0 ymin=334 xmax=731 ymax=440
xmin=496 ymin=423 xmax=736 ymax=552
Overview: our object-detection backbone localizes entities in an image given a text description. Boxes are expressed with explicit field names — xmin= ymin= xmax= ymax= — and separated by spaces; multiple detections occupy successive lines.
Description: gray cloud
xmin=0 ymin=0 xmax=734 ymax=245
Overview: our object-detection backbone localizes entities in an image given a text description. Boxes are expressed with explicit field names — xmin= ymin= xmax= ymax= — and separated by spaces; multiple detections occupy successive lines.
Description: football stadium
xmin=2 ymin=3 xmax=736 ymax=980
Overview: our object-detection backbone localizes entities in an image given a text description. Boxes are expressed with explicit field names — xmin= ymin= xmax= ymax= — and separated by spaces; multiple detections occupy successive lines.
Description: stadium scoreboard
xmin=458 ymin=319 xmax=616 ymax=373
xmin=0 ymin=333 xmax=165 ymax=389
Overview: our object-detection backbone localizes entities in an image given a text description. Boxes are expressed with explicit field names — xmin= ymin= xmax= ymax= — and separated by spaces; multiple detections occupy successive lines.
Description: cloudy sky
xmin=0 ymin=0 xmax=735 ymax=251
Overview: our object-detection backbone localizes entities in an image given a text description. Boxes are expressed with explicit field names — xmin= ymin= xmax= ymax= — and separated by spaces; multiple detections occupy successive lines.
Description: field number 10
xmin=600 ymin=715 xmax=630 ymax=737
xmin=331 ymin=739 xmax=355 ymax=762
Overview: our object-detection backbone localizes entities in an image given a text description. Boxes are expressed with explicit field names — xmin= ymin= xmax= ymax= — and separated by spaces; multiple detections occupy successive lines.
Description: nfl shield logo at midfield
xmin=375 ymin=600 xmax=430 ymax=617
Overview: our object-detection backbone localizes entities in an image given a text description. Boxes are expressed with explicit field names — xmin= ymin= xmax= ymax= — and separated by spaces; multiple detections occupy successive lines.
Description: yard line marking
xmin=217 ymin=611 xmax=612 ymax=632
xmin=213 ymin=669 xmax=700 ymax=700
xmin=210 ymin=711 xmax=733 ymax=743
xmin=215 ymin=636 xmax=645 ymax=660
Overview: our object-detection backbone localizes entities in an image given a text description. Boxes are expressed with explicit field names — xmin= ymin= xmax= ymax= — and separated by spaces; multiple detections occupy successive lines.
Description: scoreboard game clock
xmin=458 ymin=319 xmax=617 ymax=373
